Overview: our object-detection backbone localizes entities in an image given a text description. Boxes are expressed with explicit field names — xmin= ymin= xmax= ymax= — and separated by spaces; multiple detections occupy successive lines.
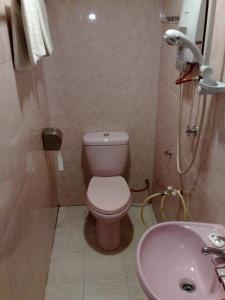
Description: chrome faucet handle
xmin=216 ymin=268 xmax=225 ymax=291
xmin=216 ymin=236 xmax=225 ymax=242
xmin=186 ymin=125 xmax=199 ymax=136
xmin=216 ymin=268 xmax=225 ymax=277
xmin=201 ymin=246 xmax=225 ymax=258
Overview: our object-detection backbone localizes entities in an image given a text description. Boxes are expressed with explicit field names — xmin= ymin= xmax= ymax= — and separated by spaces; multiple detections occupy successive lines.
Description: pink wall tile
xmin=0 ymin=1 xmax=12 ymax=64
xmin=43 ymin=0 xmax=163 ymax=205
xmin=153 ymin=0 xmax=225 ymax=224
xmin=0 ymin=260 xmax=14 ymax=300
xmin=0 ymin=61 xmax=22 ymax=147
xmin=0 ymin=1 xmax=58 ymax=299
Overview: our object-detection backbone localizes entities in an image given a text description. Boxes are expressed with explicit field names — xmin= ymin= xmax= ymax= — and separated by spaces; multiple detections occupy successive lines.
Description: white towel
xmin=36 ymin=0 xmax=53 ymax=56
xmin=11 ymin=0 xmax=53 ymax=71
xmin=11 ymin=0 xmax=31 ymax=71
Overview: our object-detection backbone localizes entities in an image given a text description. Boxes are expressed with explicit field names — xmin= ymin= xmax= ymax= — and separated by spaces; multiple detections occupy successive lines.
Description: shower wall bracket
xmin=42 ymin=128 xmax=62 ymax=151
xmin=160 ymin=13 xmax=180 ymax=24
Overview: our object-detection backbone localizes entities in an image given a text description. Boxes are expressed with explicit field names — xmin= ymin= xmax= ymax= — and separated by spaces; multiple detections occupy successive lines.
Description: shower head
xmin=164 ymin=29 xmax=204 ymax=66
xmin=164 ymin=30 xmax=225 ymax=95
xmin=164 ymin=29 xmax=180 ymax=46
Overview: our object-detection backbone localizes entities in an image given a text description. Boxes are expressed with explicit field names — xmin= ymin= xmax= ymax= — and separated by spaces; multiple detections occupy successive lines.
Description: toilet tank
xmin=83 ymin=131 xmax=129 ymax=176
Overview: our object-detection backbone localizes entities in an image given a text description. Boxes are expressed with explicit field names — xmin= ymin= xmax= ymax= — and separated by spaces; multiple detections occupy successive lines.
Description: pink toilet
xmin=83 ymin=131 xmax=131 ymax=251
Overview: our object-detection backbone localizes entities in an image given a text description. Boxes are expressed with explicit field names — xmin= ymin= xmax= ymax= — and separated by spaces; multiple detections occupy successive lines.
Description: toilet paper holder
xmin=42 ymin=128 xmax=62 ymax=151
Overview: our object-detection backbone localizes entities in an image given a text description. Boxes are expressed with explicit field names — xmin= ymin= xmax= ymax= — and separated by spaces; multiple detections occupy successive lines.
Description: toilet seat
xmin=87 ymin=176 xmax=131 ymax=215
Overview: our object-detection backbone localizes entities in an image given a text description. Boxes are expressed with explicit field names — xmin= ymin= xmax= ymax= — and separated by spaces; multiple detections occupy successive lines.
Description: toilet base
xmin=96 ymin=219 xmax=121 ymax=251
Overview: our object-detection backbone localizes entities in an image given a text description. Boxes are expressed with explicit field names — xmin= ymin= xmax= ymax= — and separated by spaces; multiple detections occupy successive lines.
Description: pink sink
xmin=136 ymin=222 xmax=225 ymax=300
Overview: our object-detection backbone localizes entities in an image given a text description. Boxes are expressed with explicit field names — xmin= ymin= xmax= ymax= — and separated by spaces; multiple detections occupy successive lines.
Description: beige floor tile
xmin=123 ymin=240 xmax=139 ymax=281
xmin=44 ymin=206 xmax=157 ymax=299
xmin=124 ymin=260 xmax=138 ymax=280
xmin=84 ymin=281 xmax=129 ymax=300
xmin=125 ymin=208 xmax=148 ymax=240
xmin=127 ymin=207 xmax=144 ymax=222
xmin=47 ymin=252 xmax=84 ymax=284
xmin=128 ymin=206 xmax=148 ymax=224
xmin=123 ymin=207 xmax=149 ymax=281
xmin=57 ymin=206 xmax=86 ymax=228
xmin=45 ymin=284 xmax=83 ymax=300
xmin=53 ymin=225 xmax=85 ymax=252
xmin=148 ymin=205 xmax=158 ymax=225
xmin=127 ymin=280 xmax=148 ymax=300
xmin=83 ymin=213 xmax=99 ymax=252
xmin=84 ymin=251 xmax=125 ymax=282
xmin=123 ymin=237 xmax=139 ymax=262
xmin=84 ymin=213 xmax=133 ymax=255
xmin=128 ymin=205 xmax=157 ymax=227
xmin=84 ymin=207 xmax=154 ymax=255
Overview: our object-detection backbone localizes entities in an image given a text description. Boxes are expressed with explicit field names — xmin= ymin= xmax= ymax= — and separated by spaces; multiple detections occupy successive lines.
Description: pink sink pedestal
xmin=136 ymin=222 xmax=225 ymax=300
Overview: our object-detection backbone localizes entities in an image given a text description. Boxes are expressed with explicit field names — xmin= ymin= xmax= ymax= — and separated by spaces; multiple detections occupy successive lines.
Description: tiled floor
xmin=45 ymin=206 xmax=157 ymax=300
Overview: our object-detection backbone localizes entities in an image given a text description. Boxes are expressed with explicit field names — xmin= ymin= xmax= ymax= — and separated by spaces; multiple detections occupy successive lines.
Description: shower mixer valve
xmin=186 ymin=125 xmax=199 ymax=137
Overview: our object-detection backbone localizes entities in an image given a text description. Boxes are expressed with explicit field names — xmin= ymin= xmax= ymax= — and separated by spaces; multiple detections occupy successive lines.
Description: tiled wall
xmin=153 ymin=0 xmax=225 ymax=223
xmin=0 ymin=1 xmax=58 ymax=299
xmin=43 ymin=0 xmax=163 ymax=206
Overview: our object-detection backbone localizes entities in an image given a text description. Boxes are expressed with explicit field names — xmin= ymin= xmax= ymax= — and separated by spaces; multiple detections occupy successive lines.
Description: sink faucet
xmin=201 ymin=247 xmax=225 ymax=258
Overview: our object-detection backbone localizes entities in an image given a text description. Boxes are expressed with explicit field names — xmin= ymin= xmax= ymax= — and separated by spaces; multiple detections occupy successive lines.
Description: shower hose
xmin=140 ymin=187 xmax=188 ymax=227
xmin=140 ymin=78 xmax=207 ymax=225
xmin=177 ymin=85 xmax=207 ymax=174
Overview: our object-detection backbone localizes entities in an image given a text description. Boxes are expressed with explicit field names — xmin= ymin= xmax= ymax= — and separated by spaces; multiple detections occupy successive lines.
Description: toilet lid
xmin=87 ymin=176 xmax=131 ymax=215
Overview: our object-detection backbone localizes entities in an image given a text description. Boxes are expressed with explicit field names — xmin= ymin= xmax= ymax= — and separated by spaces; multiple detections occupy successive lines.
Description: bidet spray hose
xmin=140 ymin=189 xmax=188 ymax=227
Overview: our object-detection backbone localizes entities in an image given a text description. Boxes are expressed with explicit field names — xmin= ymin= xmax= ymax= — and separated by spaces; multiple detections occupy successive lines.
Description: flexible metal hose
xmin=140 ymin=189 xmax=188 ymax=228
xmin=177 ymin=86 xmax=207 ymax=174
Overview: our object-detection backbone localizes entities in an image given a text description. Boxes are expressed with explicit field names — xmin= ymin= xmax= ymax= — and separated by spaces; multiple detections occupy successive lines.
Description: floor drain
xmin=180 ymin=281 xmax=196 ymax=293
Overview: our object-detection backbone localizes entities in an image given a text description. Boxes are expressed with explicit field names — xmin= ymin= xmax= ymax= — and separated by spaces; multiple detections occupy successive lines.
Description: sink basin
xmin=136 ymin=222 xmax=225 ymax=300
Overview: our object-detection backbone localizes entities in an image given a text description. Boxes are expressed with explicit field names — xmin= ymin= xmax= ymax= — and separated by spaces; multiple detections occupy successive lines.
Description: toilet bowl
xmin=83 ymin=131 xmax=131 ymax=251
xmin=87 ymin=176 xmax=131 ymax=250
